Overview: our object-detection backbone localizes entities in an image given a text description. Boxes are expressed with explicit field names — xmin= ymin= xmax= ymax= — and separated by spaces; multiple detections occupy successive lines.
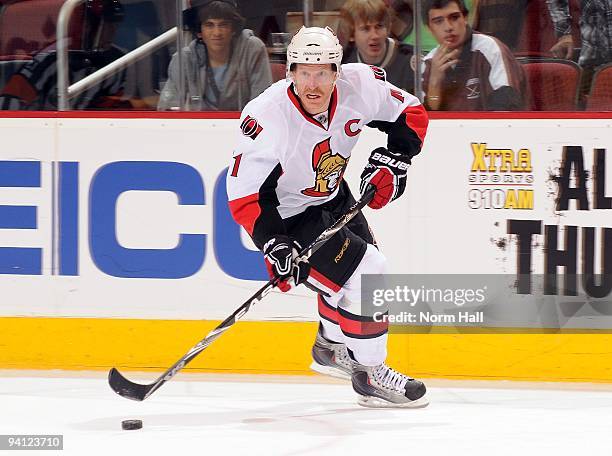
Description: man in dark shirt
xmin=422 ymin=0 xmax=527 ymax=110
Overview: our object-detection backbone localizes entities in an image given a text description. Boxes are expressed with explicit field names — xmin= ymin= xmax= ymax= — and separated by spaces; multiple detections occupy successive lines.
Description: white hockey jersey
xmin=227 ymin=63 xmax=427 ymax=248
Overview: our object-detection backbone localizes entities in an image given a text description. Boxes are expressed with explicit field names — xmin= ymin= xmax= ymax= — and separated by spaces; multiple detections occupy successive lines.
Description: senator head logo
xmin=302 ymin=138 xmax=348 ymax=197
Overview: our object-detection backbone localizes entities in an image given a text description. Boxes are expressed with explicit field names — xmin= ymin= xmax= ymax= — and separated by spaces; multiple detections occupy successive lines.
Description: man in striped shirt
xmin=547 ymin=0 xmax=611 ymax=101
xmin=548 ymin=0 xmax=611 ymax=68
xmin=422 ymin=0 xmax=527 ymax=111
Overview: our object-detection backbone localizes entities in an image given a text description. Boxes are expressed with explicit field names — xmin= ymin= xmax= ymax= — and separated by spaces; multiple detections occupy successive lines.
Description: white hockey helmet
xmin=287 ymin=26 xmax=343 ymax=72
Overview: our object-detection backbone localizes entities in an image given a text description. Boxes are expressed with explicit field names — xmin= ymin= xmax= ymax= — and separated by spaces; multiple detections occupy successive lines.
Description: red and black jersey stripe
xmin=338 ymin=306 xmax=388 ymax=339
xmin=369 ymin=65 xmax=386 ymax=81
xmin=317 ymin=294 xmax=339 ymax=325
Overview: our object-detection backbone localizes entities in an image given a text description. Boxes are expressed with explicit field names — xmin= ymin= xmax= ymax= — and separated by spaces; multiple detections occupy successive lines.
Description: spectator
xmin=339 ymin=0 xmax=415 ymax=93
xmin=0 ymin=0 xmax=128 ymax=110
xmin=422 ymin=0 xmax=527 ymax=110
xmin=472 ymin=0 xmax=576 ymax=54
xmin=548 ymin=0 xmax=611 ymax=66
xmin=157 ymin=0 xmax=272 ymax=111
xmin=396 ymin=0 xmax=474 ymax=53
xmin=547 ymin=0 xmax=611 ymax=99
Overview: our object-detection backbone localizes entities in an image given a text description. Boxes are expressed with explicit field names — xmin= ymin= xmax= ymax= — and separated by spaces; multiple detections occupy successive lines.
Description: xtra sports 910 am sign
xmin=345 ymin=117 xmax=612 ymax=329
xmin=0 ymin=116 xmax=610 ymax=324
xmin=343 ymin=117 xmax=612 ymax=331
xmin=464 ymin=129 xmax=611 ymax=291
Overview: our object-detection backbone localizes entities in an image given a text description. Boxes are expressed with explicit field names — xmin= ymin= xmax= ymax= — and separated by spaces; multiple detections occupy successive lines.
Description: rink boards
xmin=0 ymin=112 xmax=611 ymax=382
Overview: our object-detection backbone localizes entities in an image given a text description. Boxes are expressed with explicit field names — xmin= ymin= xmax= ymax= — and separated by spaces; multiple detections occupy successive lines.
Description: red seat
xmin=0 ymin=0 xmax=84 ymax=59
xmin=586 ymin=64 xmax=612 ymax=111
xmin=520 ymin=59 xmax=580 ymax=110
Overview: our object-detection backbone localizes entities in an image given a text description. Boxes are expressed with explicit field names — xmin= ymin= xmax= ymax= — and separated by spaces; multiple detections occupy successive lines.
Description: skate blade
xmin=357 ymin=394 xmax=429 ymax=409
xmin=309 ymin=361 xmax=351 ymax=381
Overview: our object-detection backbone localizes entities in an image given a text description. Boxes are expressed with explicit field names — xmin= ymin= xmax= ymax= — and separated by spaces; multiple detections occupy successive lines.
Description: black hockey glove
xmin=263 ymin=235 xmax=310 ymax=292
xmin=359 ymin=147 xmax=409 ymax=209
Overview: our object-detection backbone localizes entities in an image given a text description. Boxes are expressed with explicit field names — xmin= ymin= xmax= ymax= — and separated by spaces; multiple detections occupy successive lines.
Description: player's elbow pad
xmin=368 ymin=113 xmax=424 ymax=163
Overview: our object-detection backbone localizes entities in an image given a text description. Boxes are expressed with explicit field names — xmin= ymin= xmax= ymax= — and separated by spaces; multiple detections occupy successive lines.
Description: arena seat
xmin=585 ymin=64 xmax=612 ymax=111
xmin=520 ymin=58 xmax=581 ymax=110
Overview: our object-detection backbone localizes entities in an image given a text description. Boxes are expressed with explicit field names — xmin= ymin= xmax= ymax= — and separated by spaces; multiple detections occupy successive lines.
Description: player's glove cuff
xmin=263 ymin=236 xmax=310 ymax=292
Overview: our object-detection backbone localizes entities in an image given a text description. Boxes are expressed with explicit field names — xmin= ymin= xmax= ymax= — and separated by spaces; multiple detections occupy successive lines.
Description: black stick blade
xmin=108 ymin=368 xmax=152 ymax=402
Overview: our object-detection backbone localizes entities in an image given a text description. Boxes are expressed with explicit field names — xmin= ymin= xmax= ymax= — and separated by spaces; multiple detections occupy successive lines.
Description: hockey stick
xmin=108 ymin=186 xmax=376 ymax=401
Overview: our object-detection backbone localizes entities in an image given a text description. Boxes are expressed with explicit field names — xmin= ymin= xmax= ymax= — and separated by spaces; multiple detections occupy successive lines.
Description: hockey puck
xmin=121 ymin=419 xmax=143 ymax=430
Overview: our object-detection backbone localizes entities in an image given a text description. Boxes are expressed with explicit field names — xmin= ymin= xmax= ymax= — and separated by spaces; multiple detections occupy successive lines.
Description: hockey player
xmin=226 ymin=26 xmax=428 ymax=408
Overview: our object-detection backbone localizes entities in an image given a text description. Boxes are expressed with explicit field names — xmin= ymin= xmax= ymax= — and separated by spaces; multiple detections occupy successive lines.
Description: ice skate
xmin=310 ymin=326 xmax=354 ymax=380
xmin=352 ymin=363 xmax=428 ymax=408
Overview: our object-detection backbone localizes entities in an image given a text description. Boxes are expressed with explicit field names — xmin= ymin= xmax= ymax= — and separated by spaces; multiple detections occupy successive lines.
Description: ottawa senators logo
xmin=302 ymin=138 xmax=348 ymax=197
xmin=370 ymin=65 xmax=386 ymax=81
xmin=240 ymin=115 xmax=262 ymax=140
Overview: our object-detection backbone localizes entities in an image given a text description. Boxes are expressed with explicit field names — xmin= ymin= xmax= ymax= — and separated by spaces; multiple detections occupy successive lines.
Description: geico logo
xmin=0 ymin=160 xmax=268 ymax=281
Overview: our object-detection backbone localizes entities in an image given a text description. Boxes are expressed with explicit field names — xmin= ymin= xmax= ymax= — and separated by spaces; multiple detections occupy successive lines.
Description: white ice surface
xmin=1 ymin=371 xmax=612 ymax=456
